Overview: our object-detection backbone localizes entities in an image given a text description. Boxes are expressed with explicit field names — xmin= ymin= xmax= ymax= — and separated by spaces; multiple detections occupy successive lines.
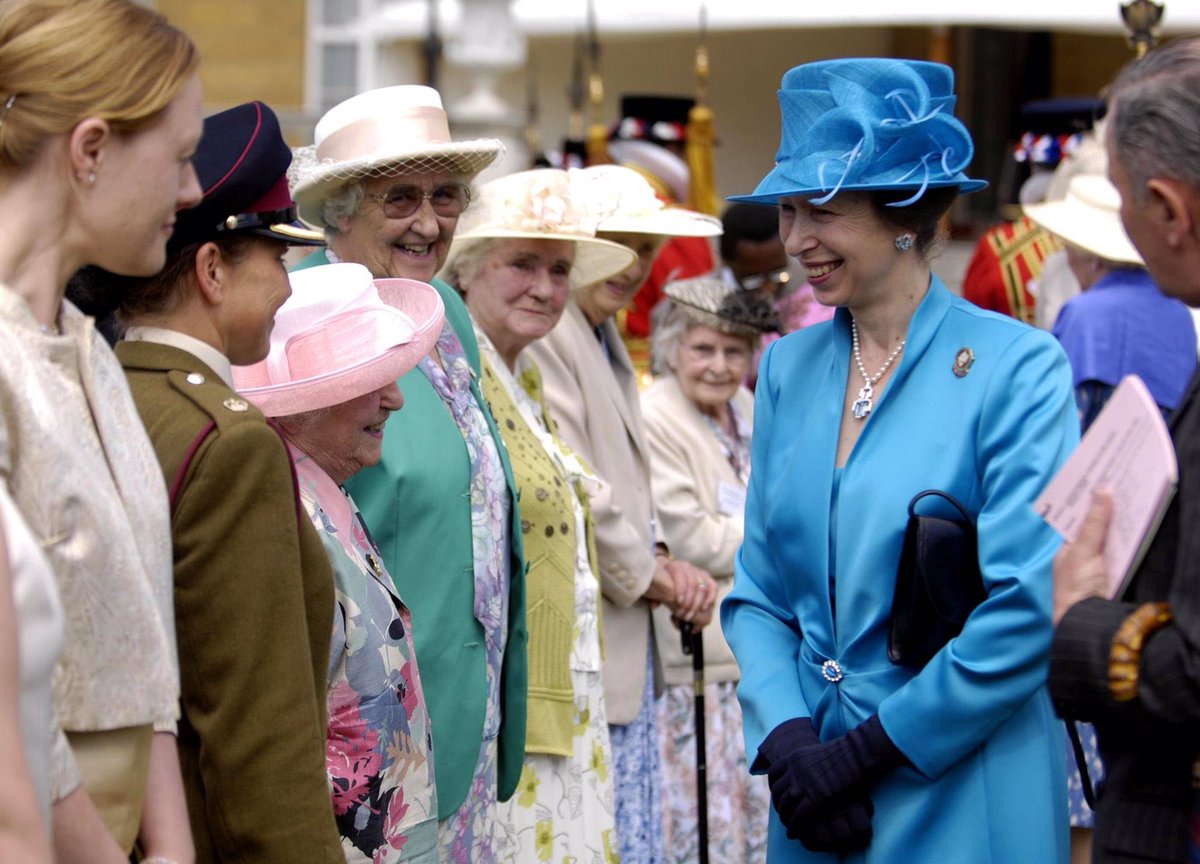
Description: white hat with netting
xmin=290 ymin=85 xmax=505 ymax=229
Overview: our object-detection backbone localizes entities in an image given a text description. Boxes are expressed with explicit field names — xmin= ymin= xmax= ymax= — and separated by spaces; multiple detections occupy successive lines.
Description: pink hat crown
xmin=233 ymin=263 xmax=445 ymax=416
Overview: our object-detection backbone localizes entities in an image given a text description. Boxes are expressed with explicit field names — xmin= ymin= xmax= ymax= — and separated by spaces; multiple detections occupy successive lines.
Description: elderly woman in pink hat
xmin=235 ymin=262 xmax=445 ymax=863
xmin=440 ymin=168 xmax=636 ymax=863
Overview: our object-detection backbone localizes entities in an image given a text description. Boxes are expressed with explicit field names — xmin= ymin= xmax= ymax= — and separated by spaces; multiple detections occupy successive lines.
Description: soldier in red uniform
xmin=609 ymin=95 xmax=717 ymax=339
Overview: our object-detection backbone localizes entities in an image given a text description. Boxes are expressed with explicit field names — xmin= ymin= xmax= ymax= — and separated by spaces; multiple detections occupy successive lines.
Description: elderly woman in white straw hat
xmin=1025 ymin=174 xmax=1197 ymax=430
xmin=643 ymin=274 xmax=779 ymax=864
xmin=234 ymin=262 xmax=445 ymax=863
xmin=525 ymin=163 xmax=723 ymax=864
xmin=290 ymin=85 xmax=529 ymax=863
xmin=440 ymin=168 xmax=635 ymax=863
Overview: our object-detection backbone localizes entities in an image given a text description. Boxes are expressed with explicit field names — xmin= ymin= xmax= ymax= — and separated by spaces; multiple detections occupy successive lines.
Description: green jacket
xmin=296 ymin=249 xmax=528 ymax=817
xmin=118 ymin=340 xmax=343 ymax=863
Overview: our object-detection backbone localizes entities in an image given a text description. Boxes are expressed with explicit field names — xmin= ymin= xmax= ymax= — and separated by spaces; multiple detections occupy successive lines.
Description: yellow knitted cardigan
xmin=480 ymin=355 xmax=601 ymax=757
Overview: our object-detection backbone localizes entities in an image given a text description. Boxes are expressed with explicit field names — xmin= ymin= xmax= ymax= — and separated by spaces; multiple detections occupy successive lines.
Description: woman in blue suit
xmin=722 ymin=58 xmax=1079 ymax=863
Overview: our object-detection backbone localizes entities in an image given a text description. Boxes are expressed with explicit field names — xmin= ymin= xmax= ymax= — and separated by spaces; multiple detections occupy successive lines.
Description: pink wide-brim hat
xmin=232 ymin=262 xmax=444 ymax=417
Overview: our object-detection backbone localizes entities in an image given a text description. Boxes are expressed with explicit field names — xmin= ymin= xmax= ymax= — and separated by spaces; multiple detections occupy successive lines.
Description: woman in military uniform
xmin=113 ymin=101 xmax=348 ymax=863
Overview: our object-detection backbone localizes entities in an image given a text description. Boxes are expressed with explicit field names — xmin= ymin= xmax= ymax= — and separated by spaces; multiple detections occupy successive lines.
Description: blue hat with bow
xmin=729 ymin=58 xmax=987 ymax=207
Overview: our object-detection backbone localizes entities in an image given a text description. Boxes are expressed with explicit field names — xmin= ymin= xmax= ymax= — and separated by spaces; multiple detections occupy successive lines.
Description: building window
xmin=322 ymin=0 xmax=359 ymax=26
xmin=321 ymin=43 xmax=359 ymax=111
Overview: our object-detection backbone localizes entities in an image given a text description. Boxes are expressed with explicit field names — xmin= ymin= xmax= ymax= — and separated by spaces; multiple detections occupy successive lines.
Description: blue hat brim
xmin=727 ymin=172 xmax=987 ymax=206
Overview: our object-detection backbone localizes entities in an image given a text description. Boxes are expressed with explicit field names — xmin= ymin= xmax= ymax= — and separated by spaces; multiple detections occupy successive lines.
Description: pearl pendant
xmin=852 ymin=383 xmax=874 ymax=419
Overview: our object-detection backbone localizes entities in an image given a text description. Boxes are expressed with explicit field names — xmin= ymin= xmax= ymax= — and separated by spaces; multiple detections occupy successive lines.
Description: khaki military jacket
xmin=117 ymin=339 xmax=343 ymax=864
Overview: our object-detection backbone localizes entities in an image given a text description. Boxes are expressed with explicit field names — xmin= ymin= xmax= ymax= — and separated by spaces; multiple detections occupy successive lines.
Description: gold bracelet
xmin=1109 ymin=602 xmax=1172 ymax=702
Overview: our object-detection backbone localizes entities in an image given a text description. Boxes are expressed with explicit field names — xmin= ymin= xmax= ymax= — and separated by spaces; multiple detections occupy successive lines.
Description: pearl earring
xmin=894 ymin=233 xmax=915 ymax=252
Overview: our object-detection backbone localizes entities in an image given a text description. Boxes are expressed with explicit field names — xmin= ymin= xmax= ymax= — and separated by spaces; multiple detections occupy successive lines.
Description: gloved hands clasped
xmin=755 ymin=714 xmax=904 ymax=853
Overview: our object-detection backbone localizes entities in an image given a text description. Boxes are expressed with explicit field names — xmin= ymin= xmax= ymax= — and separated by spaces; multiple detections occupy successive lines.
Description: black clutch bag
xmin=887 ymin=490 xmax=987 ymax=668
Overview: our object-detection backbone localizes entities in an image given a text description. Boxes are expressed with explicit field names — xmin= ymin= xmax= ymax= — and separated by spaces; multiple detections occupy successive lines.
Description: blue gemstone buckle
xmin=821 ymin=659 xmax=844 ymax=684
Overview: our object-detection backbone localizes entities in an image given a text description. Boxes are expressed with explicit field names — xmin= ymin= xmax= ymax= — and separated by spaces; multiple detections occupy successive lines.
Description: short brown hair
xmin=867 ymin=187 xmax=958 ymax=256
xmin=116 ymin=235 xmax=258 ymax=324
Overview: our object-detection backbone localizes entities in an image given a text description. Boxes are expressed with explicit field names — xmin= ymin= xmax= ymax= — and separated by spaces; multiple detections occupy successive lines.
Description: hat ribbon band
xmin=317 ymin=107 xmax=453 ymax=165
xmin=280 ymin=306 xmax=417 ymax=382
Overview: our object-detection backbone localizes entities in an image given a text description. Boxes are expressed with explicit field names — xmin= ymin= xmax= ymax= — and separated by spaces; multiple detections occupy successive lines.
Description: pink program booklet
xmin=1034 ymin=375 xmax=1178 ymax=598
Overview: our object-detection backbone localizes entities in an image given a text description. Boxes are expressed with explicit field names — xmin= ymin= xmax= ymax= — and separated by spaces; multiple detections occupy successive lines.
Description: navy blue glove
xmin=794 ymin=796 xmax=874 ymax=852
xmin=753 ymin=716 xmax=820 ymax=773
xmin=759 ymin=715 xmax=903 ymax=846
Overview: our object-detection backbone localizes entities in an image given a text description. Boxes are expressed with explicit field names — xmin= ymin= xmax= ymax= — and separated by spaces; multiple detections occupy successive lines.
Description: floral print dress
xmin=657 ymin=400 xmax=770 ymax=864
xmin=421 ymin=327 xmax=512 ymax=864
xmin=293 ymin=449 xmax=439 ymax=864
xmin=479 ymin=336 xmax=620 ymax=864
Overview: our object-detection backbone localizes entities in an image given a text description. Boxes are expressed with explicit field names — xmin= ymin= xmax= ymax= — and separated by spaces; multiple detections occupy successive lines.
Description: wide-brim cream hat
xmin=232 ymin=262 xmax=444 ymax=417
xmin=290 ymin=85 xmax=505 ymax=230
xmin=568 ymin=164 xmax=722 ymax=238
xmin=1023 ymin=174 xmax=1143 ymax=266
xmin=440 ymin=168 xmax=637 ymax=290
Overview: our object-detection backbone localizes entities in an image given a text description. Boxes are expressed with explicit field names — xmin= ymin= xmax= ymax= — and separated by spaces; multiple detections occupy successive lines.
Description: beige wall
xmin=152 ymin=4 xmax=1132 ymax=202
xmin=157 ymin=0 xmax=309 ymax=140
xmin=425 ymin=26 xmax=899 ymax=200
xmin=1052 ymin=32 xmax=1134 ymax=97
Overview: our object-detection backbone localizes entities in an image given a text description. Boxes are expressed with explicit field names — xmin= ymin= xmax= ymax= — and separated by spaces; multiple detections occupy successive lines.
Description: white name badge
xmin=717 ymin=481 xmax=747 ymax=518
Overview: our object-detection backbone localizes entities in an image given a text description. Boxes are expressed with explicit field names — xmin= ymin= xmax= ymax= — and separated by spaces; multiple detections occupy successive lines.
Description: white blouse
xmin=2 ymin=482 xmax=63 ymax=824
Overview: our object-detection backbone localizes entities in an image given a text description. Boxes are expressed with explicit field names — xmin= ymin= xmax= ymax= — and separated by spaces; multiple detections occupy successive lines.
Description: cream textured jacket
xmin=527 ymin=300 xmax=660 ymax=725
xmin=0 ymin=286 xmax=177 ymax=798
xmin=642 ymin=374 xmax=753 ymax=688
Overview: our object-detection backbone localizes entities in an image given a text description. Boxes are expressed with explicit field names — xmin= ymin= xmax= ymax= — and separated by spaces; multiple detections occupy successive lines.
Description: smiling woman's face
xmin=777 ymin=192 xmax=901 ymax=312
xmin=287 ymin=382 xmax=404 ymax=485
xmin=576 ymin=231 xmax=664 ymax=326
xmin=331 ymin=170 xmax=463 ymax=283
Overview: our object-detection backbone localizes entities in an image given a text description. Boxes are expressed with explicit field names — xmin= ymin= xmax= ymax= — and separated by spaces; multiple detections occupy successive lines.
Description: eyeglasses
xmin=738 ymin=267 xmax=791 ymax=293
xmin=364 ymin=183 xmax=472 ymax=219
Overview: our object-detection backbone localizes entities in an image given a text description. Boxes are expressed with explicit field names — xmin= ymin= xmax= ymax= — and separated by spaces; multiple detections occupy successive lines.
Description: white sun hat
xmin=290 ymin=85 xmax=505 ymax=230
xmin=439 ymin=168 xmax=636 ymax=290
xmin=1023 ymin=174 xmax=1144 ymax=267
xmin=568 ymin=164 xmax=722 ymax=238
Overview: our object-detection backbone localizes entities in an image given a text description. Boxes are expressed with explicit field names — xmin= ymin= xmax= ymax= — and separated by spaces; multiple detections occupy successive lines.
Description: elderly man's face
xmin=1105 ymin=118 xmax=1194 ymax=304
xmin=332 ymin=171 xmax=462 ymax=283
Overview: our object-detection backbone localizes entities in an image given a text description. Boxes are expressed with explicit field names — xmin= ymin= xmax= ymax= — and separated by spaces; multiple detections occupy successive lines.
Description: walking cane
xmin=680 ymin=622 xmax=709 ymax=864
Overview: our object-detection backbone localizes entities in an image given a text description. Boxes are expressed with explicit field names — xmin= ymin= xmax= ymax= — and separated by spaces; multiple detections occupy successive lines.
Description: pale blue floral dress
xmin=421 ymin=327 xmax=511 ymax=864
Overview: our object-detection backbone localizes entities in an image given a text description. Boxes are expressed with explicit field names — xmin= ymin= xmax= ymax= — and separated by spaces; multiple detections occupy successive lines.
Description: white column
xmin=444 ymin=0 xmax=528 ymax=178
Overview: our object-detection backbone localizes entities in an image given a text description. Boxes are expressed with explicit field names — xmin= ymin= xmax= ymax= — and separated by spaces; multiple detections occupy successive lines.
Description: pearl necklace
xmin=850 ymin=319 xmax=905 ymax=420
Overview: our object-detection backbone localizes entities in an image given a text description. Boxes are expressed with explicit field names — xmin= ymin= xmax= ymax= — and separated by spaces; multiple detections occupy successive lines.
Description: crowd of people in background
xmin=4 ymin=2 xmax=1200 ymax=864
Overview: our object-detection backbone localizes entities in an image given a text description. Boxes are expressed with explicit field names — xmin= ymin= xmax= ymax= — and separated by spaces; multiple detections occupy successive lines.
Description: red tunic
xmin=962 ymin=216 xmax=1062 ymax=325
xmin=624 ymin=235 xmax=715 ymax=338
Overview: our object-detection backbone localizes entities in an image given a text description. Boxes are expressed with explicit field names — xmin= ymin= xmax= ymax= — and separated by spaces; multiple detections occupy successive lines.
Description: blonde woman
xmin=0 ymin=1 xmax=202 ymax=860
